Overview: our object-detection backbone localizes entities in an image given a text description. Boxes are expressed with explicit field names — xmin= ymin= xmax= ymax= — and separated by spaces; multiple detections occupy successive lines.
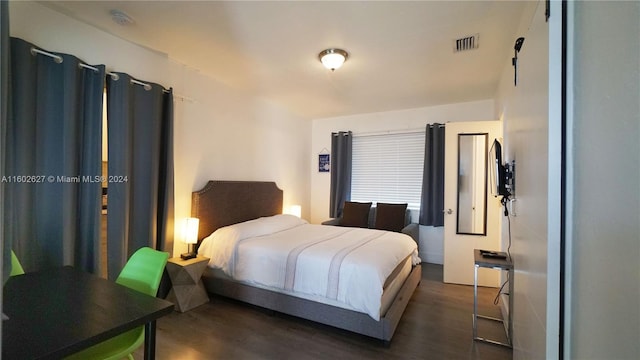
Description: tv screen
xmin=489 ymin=139 xmax=509 ymax=197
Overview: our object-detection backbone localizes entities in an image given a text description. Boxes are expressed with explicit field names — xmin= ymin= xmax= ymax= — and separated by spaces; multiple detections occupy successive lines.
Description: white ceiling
xmin=45 ymin=1 xmax=527 ymax=119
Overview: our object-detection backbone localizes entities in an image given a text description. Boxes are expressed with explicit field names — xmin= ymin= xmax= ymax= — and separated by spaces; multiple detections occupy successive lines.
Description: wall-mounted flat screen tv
xmin=489 ymin=139 xmax=510 ymax=198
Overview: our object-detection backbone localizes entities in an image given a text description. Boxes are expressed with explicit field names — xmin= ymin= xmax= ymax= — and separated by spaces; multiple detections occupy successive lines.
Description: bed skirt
xmin=201 ymin=263 xmax=422 ymax=343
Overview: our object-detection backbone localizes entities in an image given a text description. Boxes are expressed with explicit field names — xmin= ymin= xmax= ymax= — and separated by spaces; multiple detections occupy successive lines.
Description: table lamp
xmin=288 ymin=205 xmax=302 ymax=218
xmin=181 ymin=217 xmax=199 ymax=260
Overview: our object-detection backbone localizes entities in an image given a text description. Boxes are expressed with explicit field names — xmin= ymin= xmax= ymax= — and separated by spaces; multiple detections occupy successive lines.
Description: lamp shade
xmin=319 ymin=48 xmax=348 ymax=71
xmin=183 ymin=217 xmax=199 ymax=244
xmin=288 ymin=205 xmax=302 ymax=218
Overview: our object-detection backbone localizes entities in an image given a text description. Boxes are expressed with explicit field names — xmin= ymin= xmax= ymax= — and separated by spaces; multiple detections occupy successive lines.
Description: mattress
xmin=203 ymin=255 xmax=412 ymax=318
xmin=197 ymin=214 xmax=420 ymax=320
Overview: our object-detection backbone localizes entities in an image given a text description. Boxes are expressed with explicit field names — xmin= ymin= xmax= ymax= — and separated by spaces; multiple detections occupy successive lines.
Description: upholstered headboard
xmin=191 ymin=180 xmax=283 ymax=242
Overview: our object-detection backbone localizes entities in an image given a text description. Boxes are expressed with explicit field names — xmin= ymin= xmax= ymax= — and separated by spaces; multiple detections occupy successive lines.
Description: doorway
xmin=443 ymin=121 xmax=502 ymax=286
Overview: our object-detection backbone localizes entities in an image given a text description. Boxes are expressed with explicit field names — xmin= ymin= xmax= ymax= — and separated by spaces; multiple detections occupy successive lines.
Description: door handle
xmin=443 ymin=209 xmax=453 ymax=215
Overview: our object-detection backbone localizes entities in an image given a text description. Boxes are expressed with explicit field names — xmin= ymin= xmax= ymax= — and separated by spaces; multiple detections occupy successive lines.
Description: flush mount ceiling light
xmin=110 ymin=9 xmax=135 ymax=26
xmin=318 ymin=48 xmax=349 ymax=71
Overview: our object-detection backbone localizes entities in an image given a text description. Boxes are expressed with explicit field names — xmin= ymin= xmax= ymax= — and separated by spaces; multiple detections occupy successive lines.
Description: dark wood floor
xmin=136 ymin=263 xmax=512 ymax=360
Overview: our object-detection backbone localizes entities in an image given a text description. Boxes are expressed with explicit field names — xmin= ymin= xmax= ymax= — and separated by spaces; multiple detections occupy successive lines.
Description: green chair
xmin=65 ymin=247 xmax=169 ymax=360
xmin=10 ymin=250 xmax=25 ymax=276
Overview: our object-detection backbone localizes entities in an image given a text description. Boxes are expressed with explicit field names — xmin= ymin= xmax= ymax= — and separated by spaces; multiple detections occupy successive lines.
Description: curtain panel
xmin=1 ymin=0 xmax=10 ymax=283
xmin=329 ymin=131 xmax=352 ymax=218
xmin=106 ymin=73 xmax=174 ymax=280
xmin=419 ymin=123 xmax=446 ymax=226
xmin=4 ymin=38 xmax=105 ymax=272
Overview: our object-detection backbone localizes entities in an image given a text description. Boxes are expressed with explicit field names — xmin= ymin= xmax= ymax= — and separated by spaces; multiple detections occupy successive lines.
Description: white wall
xmin=494 ymin=1 xmax=556 ymax=358
xmin=566 ymin=1 xmax=640 ymax=358
xmin=310 ymin=100 xmax=496 ymax=263
xmin=10 ymin=2 xmax=311 ymax=256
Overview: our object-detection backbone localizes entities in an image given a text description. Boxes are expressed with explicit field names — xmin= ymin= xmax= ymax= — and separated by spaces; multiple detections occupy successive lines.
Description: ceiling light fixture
xmin=318 ymin=48 xmax=348 ymax=71
xmin=110 ymin=9 xmax=135 ymax=26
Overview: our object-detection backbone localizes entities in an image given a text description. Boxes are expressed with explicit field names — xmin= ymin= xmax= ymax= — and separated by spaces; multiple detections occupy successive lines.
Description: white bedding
xmin=198 ymin=214 xmax=420 ymax=320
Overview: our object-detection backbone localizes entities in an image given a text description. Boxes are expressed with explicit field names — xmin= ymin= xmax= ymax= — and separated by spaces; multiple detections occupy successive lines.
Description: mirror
xmin=456 ymin=133 xmax=488 ymax=235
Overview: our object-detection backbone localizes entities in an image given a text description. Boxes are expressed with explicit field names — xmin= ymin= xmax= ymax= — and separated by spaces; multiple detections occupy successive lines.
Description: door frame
xmin=442 ymin=121 xmax=502 ymax=286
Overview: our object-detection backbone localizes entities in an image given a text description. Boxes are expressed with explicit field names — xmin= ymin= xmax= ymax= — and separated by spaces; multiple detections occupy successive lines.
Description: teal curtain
xmin=4 ymin=38 xmax=105 ymax=273
xmin=106 ymin=73 xmax=174 ymax=280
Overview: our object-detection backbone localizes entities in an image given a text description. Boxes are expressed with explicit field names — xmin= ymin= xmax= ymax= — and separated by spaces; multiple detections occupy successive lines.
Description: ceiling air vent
xmin=453 ymin=34 xmax=479 ymax=53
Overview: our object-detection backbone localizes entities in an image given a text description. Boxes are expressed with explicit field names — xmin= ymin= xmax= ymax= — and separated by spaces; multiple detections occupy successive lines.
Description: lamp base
xmin=180 ymin=252 xmax=197 ymax=260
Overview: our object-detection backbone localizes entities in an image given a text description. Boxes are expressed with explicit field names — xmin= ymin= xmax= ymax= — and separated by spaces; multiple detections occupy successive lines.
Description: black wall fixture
xmin=512 ymin=37 xmax=525 ymax=86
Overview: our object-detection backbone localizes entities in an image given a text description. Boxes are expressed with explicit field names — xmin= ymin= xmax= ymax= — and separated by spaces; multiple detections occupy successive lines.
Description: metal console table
xmin=473 ymin=249 xmax=513 ymax=348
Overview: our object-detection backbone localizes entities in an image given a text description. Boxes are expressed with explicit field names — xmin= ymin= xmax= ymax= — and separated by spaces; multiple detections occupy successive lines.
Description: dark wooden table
xmin=2 ymin=266 xmax=174 ymax=360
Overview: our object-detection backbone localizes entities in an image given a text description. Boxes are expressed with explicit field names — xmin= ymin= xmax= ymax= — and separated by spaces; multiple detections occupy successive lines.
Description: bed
xmin=192 ymin=180 xmax=422 ymax=343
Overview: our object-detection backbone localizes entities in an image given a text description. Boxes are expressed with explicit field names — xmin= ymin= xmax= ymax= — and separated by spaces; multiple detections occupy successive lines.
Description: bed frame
xmin=191 ymin=180 xmax=421 ymax=343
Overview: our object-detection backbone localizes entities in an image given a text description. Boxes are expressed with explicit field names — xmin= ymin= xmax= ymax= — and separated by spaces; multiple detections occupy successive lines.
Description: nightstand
xmin=472 ymin=249 xmax=513 ymax=348
xmin=166 ymin=256 xmax=210 ymax=312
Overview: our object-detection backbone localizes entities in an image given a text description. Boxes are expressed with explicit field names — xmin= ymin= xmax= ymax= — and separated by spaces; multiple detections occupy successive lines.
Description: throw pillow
xmin=374 ymin=203 xmax=408 ymax=232
xmin=340 ymin=201 xmax=372 ymax=228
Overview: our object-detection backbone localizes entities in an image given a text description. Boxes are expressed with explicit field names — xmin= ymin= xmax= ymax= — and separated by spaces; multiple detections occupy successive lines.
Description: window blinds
xmin=351 ymin=131 xmax=425 ymax=210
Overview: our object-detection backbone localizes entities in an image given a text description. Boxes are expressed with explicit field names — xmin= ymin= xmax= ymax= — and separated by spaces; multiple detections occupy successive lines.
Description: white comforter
xmin=198 ymin=214 xmax=420 ymax=320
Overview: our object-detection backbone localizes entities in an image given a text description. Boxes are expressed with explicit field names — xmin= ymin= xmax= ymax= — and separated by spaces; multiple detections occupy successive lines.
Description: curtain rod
xmin=30 ymin=48 xmax=62 ymax=63
xmin=33 ymin=47 xmax=193 ymax=101
xmin=353 ymin=123 xmax=445 ymax=137
xmin=353 ymin=128 xmax=425 ymax=137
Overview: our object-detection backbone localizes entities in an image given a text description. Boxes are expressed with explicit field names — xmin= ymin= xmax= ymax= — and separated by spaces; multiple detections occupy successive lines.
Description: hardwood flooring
xmin=135 ymin=263 xmax=512 ymax=360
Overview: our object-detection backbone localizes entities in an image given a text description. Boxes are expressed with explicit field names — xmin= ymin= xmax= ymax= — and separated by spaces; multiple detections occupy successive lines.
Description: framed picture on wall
xmin=319 ymin=154 xmax=330 ymax=172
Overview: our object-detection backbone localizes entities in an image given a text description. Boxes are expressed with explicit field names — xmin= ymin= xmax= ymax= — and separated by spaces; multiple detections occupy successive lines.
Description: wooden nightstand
xmin=166 ymin=256 xmax=210 ymax=312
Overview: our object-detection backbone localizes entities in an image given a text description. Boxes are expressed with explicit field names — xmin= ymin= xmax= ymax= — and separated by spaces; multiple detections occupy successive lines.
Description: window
xmin=351 ymin=131 xmax=425 ymax=210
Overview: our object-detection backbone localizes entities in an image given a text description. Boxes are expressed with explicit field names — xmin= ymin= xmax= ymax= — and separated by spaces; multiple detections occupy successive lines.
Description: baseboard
xmin=420 ymin=251 xmax=443 ymax=265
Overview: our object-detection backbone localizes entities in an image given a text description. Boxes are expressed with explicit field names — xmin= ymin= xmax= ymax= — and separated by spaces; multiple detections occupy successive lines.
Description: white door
xmin=443 ymin=121 xmax=502 ymax=286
